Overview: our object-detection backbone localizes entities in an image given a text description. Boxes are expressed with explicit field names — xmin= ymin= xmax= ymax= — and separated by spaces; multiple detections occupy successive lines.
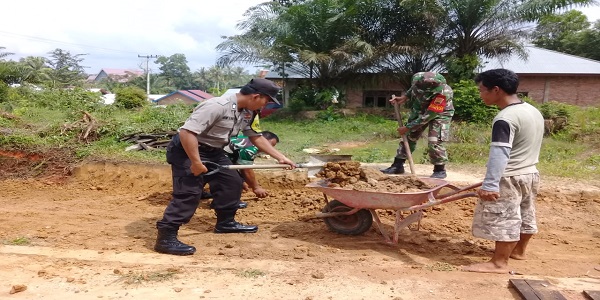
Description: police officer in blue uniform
xmin=155 ymin=78 xmax=295 ymax=256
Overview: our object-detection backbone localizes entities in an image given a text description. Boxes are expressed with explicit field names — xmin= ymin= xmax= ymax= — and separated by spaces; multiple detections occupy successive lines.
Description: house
xmin=480 ymin=46 xmax=600 ymax=107
xmin=153 ymin=90 xmax=214 ymax=105
xmin=266 ymin=46 xmax=600 ymax=107
xmin=92 ymin=68 xmax=144 ymax=83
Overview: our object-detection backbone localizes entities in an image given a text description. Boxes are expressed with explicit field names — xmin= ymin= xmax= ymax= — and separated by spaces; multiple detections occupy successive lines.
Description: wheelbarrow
xmin=307 ymin=178 xmax=482 ymax=244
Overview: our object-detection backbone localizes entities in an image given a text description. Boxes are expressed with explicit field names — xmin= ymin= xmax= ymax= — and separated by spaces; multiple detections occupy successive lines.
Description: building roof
xmin=265 ymin=46 xmax=600 ymax=79
xmin=480 ymin=46 xmax=600 ymax=75
xmin=153 ymin=90 xmax=214 ymax=103
xmin=99 ymin=68 xmax=144 ymax=76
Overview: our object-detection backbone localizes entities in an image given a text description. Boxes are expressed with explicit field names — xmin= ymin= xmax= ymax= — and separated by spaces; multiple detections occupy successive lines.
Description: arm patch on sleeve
xmin=427 ymin=94 xmax=446 ymax=113
xmin=491 ymin=120 xmax=510 ymax=144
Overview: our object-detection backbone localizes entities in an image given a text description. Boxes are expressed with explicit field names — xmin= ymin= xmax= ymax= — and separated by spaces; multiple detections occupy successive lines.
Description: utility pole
xmin=138 ymin=55 xmax=158 ymax=97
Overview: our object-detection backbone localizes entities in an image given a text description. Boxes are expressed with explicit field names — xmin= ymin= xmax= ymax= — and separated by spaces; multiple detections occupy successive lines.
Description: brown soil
xmin=317 ymin=161 xmax=436 ymax=193
xmin=1 ymin=152 xmax=600 ymax=299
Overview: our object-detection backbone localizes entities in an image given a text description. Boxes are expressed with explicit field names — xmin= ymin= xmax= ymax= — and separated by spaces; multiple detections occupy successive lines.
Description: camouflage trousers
xmin=396 ymin=117 xmax=451 ymax=165
xmin=472 ymin=173 xmax=540 ymax=242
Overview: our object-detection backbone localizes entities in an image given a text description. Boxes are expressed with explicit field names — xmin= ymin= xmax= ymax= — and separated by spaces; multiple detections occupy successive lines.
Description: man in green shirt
xmin=225 ymin=131 xmax=280 ymax=199
xmin=201 ymin=131 xmax=280 ymax=208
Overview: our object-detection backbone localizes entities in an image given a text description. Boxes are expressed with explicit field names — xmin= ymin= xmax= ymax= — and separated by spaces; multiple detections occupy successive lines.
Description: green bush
xmin=114 ymin=86 xmax=147 ymax=109
xmin=0 ymin=81 xmax=8 ymax=103
xmin=452 ymin=80 xmax=498 ymax=124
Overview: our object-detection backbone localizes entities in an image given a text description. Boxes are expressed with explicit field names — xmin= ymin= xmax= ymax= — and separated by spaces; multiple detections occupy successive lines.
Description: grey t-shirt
xmin=179 ymin=93 xmax=260 ymax=148
xmin=482 ymin=102 xmax=544 ymax=191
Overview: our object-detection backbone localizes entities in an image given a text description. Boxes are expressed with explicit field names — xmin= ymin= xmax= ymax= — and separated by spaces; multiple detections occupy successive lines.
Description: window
xmin=517 ymin=91 xmax=529 ymax=98
xmin=363 ymin=90 xmax=402 ymax=107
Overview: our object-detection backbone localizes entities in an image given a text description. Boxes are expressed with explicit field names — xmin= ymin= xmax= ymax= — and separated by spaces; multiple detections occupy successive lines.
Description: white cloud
xmin=1 ymin=0 xmax=266 ymax=73
xmin=2 ymin=1 xmax=599 ymax=75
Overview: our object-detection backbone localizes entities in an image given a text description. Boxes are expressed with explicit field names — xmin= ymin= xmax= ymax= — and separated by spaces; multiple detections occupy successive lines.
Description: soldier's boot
xmin=381 ymin=158 xmax=406 ymax=174
xmin=214 ymin=209 xmax=258 ymax=234
xmin=154 ymin=228 xmax=196 ymax=255
xmin=431 ymin=165 xmax=447 ymax=179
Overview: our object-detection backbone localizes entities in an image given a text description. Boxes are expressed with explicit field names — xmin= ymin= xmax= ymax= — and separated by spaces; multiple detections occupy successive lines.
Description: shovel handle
xmin=203 ymin=161 xmax=302 ymax=176
xmin=392 ymin=97 xmax=416 ymax=175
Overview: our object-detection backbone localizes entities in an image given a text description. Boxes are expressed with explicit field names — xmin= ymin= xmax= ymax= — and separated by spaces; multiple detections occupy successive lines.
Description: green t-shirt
xmin=225 ymin=135 xmax=258 ymax=165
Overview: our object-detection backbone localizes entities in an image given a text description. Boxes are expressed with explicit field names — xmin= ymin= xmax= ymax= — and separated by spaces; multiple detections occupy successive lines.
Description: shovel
xmin=392 ymin=95 xmax=416 ymax=175
xmin=203 ymin=154 xmax=353 ymax=177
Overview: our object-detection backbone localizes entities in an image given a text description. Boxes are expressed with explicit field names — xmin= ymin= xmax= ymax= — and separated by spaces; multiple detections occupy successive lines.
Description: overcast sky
xmin=2 ymin=1 xmax=600 ymax=75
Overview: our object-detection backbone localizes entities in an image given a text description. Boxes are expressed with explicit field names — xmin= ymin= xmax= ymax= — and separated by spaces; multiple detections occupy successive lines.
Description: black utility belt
xmin=199 ymin=144 xmax=221 ymax=152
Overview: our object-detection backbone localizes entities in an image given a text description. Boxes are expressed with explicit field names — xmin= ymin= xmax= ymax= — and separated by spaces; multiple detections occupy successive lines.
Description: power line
xmin=0 ymin=30 xmax=139 ymax=54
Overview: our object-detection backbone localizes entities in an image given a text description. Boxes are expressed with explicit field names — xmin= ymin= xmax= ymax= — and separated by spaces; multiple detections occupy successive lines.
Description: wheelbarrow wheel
xmin=321 ymin=200 xmax=373 ymax=235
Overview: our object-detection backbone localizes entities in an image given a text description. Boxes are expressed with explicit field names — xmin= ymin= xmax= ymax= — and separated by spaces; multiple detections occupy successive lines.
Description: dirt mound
xmin=316 ymin=161 xmax=436 ymax=193
xmin=0 ymin=148 xmax=76 ymax=180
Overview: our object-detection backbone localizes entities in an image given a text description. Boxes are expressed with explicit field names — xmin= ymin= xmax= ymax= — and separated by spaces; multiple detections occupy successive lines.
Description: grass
xmin=118 ymin=269 xmax=179 ymax=285
xmin=1 ymin=98 xmax=599 ymax=180
xmin=4 ymin=237 xmax=31 ymax=245
xmin=238 ymin=268 xmax=266 ymax=278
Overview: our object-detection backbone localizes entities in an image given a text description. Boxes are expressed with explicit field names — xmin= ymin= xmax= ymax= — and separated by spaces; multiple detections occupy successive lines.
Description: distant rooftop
xmin=265 ymin=46 xmax=600 ymax=79
xmin=480 ymin=46 xmax=600 ymax=75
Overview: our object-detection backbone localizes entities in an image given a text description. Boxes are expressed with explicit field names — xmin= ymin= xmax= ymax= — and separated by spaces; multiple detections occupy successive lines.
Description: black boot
xmin=238 ymin=202 xmax=248 ymax=209
xmin=381 ymin=158 xmax=405 ymax=174
xmin=214 ymin=209 xmax=258 ymax=233
xmin=154 ymin=228 xmax=196 ymax=255
xmin=431 ymin=165 xmax=447 ymax=179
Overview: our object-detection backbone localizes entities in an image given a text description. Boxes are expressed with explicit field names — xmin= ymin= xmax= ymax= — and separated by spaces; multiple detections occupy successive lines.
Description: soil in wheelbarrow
xmin=317 ymin=161 xmax=436 ymax=193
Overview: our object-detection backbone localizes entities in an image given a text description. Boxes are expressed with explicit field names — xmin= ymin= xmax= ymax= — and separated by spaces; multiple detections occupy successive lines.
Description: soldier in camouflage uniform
xmin=381 ymin=71 xmax=454 ymax=178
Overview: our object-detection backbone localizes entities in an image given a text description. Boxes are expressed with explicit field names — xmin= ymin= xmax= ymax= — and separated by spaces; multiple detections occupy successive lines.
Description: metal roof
xmin=265 ymin=46 xmax=600 ymax=78
xmin=480 ymin=46 xmax=600 ymax=75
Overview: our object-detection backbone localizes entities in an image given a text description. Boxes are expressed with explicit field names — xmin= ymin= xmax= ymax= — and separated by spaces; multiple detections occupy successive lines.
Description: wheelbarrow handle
xmin=400 ymin=182 xmax=483 ymax=211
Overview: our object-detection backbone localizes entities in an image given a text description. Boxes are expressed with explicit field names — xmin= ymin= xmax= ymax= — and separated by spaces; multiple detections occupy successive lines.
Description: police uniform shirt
xmin=179 ymin=93 xmax=260 ymax=148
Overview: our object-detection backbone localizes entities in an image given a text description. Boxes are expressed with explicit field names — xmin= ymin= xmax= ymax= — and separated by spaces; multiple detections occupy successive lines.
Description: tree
xmin=46 ymin=48 xmax=87 ymax=88
xmin=16 ymin=56 xmax=52 ymax=84
xmin=532 ymin=10 xmax=590 ymax=52
xmin=562 ymin=20 xmax=600 ymax=60
xmin=218 ymin=0 xmax=379 ymax=89
xmin=154 ymin=54 xmax=194 ymax=90
xmin=436 ymin=0 xmax=596 ymax=82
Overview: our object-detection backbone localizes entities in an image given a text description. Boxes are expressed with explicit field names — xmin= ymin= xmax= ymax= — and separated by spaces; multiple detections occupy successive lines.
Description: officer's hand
xmin=242 ymin=182 xmax=250 ymax=192
xmin=253 ymin=187 xmax=269 ymax=198
xmin=278 ymin=157 xmax=296 ymax=169
xmin=397 ymin=126 xmax=410 ymax=136
xmin=191 ymin=161 xmax=207 ymax=176
xmin=390 ymin=95 xmax=407 ymax=105
xmin=477 ymin=189 xmax=500 ymax=201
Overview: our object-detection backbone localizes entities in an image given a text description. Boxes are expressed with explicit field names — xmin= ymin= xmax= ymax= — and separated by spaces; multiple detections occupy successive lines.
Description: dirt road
xmin=1 ymin=162 xmax=599 ymax=299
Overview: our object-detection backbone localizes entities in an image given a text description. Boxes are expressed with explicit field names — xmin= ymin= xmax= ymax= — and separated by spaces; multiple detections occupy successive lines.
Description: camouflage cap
xmin=411 ymin=71 xmax=446 ymax=92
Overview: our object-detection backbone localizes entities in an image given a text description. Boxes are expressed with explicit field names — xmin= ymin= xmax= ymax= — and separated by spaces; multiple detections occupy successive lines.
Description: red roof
xmin=187 ymin=90 xmax=214 ymax=99
xmin=178 ymin=90 xmax=214 ymax=102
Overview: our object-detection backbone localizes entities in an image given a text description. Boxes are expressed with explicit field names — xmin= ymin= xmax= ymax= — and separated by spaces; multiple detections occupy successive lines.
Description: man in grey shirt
xmin=462 ymin=69 xmax=544 ymax=273
xmin=155 ymin=78 xmax=295 ymax=256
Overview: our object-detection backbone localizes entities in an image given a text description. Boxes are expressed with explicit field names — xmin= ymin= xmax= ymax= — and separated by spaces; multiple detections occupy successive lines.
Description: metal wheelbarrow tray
xmin=307 ymin=178 xmax=482 ymax=244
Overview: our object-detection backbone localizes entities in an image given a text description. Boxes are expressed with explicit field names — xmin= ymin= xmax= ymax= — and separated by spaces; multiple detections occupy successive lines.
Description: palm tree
xmin=217 ymin=0 xmax=378 ymax=88
xmin=17 ymin=56 xmax=52 ymax=84
xmin=437 ymin=0 xmax=598 ymax=81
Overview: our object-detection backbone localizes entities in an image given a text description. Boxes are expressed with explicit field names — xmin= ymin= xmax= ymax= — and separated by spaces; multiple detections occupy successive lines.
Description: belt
xmin=199 ymin=144 xmax=220 ymax=152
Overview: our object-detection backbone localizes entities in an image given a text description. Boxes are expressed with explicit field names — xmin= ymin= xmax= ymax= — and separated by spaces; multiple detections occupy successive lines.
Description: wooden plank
xmin=525 ymin=280 xmax=567 ymax=300
xmin=510 ymin=279 xmax=540 ymax=300
xmin=584 ymin=290 xmax=600 ymax=300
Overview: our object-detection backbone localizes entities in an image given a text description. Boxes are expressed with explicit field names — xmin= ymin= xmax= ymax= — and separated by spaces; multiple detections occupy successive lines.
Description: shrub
xmin=114 ymin=86 xmax=147 ymax=109
xmin=452 ymin=80 xmax=498 ymax=124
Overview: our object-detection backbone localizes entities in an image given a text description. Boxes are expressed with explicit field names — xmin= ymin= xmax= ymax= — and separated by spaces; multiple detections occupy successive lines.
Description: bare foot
xmin=510 ymin=253 xmax=527 ymax=260
xmin=461 ymin=262 xmax=509 ymax=274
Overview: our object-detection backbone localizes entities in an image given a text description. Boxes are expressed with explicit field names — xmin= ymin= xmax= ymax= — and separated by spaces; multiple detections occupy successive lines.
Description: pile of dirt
xmin=317 ymin=161 xmax=436 ymax=193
